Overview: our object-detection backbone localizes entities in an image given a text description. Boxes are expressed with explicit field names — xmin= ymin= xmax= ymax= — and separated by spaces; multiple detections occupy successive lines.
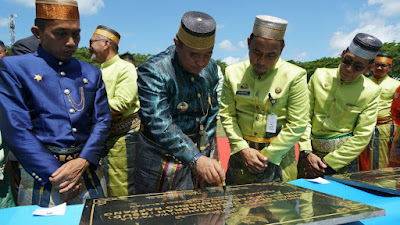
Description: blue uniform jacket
xmin=138 ymin=45 xmax=219 ymax=164
xmin=0 ymin=47 xmax=111 ymax=185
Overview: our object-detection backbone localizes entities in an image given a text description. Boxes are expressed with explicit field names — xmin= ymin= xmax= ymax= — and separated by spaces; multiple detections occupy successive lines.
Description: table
xmin=1 ymin=179 xmax=399 ymax=225
xmin=288 ymin=179 xmax=400 ymax=224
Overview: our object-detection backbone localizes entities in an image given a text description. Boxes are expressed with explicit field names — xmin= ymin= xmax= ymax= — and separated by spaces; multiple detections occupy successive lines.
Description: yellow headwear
xmin=252 ymin=15 xmax=288 ymax=40
xmin=36 ymin=0 xmax=79 ymax=21
xmin=93 ymin=25 xmax=121 ymax=46
xmin=375 ymin=56 xmax=393 ymax=65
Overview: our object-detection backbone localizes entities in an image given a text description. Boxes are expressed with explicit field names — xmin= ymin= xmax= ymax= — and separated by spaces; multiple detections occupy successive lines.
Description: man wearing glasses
xmin=298 ymin=33 xmax=382 ymax=178
xmin=358 ymin=54 xmax=400 ymax=171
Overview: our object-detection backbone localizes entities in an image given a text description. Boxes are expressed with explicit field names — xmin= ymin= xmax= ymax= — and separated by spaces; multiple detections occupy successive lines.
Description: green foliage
xmin=288 ymin=57 xmax=341 ymax=81
xmin=215 ymin=60 xmax=228 ymax=75
xmin=73 ymin=47 xmax=100 ymax=67
xmin=67 ymin=41 xmax=400 ymax=80
xmin=379 ymin=42 xmax=400 ymax=78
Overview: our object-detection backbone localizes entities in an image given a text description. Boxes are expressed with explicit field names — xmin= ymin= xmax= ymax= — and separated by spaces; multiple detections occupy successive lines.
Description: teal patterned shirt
xmin=138 ymin=45 xmax=219 ymax=164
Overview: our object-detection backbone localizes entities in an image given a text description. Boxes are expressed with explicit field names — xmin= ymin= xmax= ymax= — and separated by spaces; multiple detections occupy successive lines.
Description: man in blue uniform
xmin=135 ymin=11 xmax=225 ymax=194
xmin=0 ymin=0 xmax=111 ymax=206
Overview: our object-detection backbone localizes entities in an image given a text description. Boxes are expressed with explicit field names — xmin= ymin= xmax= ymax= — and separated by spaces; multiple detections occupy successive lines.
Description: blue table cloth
xmin=289 ymin=179 xmax=400 ymax=225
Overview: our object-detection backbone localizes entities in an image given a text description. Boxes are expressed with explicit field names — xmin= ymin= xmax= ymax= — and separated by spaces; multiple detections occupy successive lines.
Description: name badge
xmin=266 ymin=114 xmax=278 ymax=133
xmin=236 ymin=91 xmax=250 ymax=96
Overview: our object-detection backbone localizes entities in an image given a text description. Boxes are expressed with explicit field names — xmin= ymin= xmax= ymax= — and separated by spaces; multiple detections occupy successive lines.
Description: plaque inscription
xmin=80 ymin=182 xmax=384 ymax=225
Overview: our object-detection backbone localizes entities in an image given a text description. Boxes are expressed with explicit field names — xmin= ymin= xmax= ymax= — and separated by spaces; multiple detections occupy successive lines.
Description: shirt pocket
xmin=339 ymin=105 xmax=362 ymax=128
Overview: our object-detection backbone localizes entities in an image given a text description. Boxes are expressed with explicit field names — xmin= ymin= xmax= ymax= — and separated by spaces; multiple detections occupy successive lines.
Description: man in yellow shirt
xmin=89 ymin=25 xmax=140 ymax=196
xmin=359 ymin=53 xmax=400 ymax=170
xmin=220 ymin=15 xmax=308 ymax=183
xmin=298 ymin=33 xmax=382 ymax=178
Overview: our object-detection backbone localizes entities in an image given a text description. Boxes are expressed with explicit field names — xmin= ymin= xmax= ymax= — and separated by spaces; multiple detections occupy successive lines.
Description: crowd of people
xmin=1 ymin=0 xmax=400 ymax=209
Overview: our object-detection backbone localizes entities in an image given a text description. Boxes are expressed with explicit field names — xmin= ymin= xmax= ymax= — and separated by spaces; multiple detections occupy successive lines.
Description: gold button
xmin=196 ymin=118 xmax=200 ymax=122
xmin=38 ymin=178 xmax=42 ymax=181
xmin=69 ymin=108 xmax=75 ymax=114
xmin=83 ymin=78 xmax=88 ymax=84
xmin=64 ymin=89 xmax=70 ymax=95
xmin=59 ymin=61 xmax=63 ymax=66
xmin=191 ymin=77 xmax=195 ymax=82
xmin=72 ymin=128 xmax=77 ymax=132
xmin=197 ymin=93 xmax=201 ymax=98
xmin=60 ymin=71 xmax=66 ymax=76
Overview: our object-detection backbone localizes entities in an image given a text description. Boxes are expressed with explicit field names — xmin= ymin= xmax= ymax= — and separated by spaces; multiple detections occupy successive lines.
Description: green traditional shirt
xmin=220 ymin=59 xmax=308 ymax=165
xmin=298 ymin=66 xmax=381 ymax=171
xmin=101 ymin=55 xmax=140 ymax=122
xmin=371 ymin=75 xmax=400 ymax=118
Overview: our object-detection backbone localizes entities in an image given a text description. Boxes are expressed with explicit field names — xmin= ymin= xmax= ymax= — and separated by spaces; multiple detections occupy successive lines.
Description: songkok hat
xmin=93 ymin=25 xmax=121 ymax=45
xmin=252 ymin=15 xmax=288 ymax=40
xmin=177 ymin=11 xmax=216 ymax=50
xmin=36 ymin=0 xmax=79 ymax=21
xmin=348 ymin=33 xmax=382 ymax=60
xmin=375 ymin=53 xmax=393 ymax=65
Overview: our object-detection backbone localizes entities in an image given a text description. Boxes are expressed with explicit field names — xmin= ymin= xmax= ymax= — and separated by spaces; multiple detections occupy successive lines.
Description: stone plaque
xmin=79 ymin=182 xmax=384 ymax=225
xmin=326 ymin=167 xmax=400 ymax=196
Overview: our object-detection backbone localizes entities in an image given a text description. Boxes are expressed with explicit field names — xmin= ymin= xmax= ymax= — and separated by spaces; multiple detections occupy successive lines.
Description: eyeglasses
xmin=341 ymin=57 xmax=366 ymax=72
xmin=89 ymin=39 xmax=105 ymax=45
xmin=374 ymin=62 xmax=390 ymax=68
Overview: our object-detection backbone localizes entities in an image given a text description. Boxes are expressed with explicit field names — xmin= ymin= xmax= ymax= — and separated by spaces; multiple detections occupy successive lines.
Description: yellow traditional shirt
xmin=101 ymin=55 xmax=140 ymax=123
xmin=371 ymin=75 xmax=400 ymax=118
xmin=220 ymin=59 xmax=308 ymax=165
xmin=298 ymin=66 xmax=381 ymax=171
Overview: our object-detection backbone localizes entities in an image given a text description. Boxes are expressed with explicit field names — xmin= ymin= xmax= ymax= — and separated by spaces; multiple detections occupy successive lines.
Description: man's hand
xmin=60 ymin=183 xmax=82 ymax=201
xmin=49 ymin=157 xmax=89 ymax=194
xmin=305 ymin=153 xmax=327 ymax=178
xmin=239 ymin=148 xmax=268 ymax=174
xmin=195 ymin=156 xmax=225 ymax=186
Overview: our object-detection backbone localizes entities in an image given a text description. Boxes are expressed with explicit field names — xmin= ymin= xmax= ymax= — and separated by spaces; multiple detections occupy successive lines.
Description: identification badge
xmin=266 ymin=114 xmax=278 ymax=133
xmin=236 ymin=91 xmax=250 ymax=96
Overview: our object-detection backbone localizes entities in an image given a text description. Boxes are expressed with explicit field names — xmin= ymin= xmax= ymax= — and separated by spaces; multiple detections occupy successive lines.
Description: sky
xmin=1 ymin=0 xmax=400 ymax=64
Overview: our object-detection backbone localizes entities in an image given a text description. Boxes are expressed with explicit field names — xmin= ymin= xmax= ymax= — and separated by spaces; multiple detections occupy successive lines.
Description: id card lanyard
xmin=266 ymin=93 xmax=278 ymax=133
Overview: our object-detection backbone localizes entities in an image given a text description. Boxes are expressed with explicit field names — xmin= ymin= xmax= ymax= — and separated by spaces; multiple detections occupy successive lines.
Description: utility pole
xmin=8 ymin=14 xmax=17 ymax=46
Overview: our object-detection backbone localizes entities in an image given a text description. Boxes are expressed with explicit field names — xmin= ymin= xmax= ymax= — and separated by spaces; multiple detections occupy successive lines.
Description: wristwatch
xmin=299 ymin=150 xmax=312 ymax=158
xmin=189 ymin=153 xmax=203 ymax=169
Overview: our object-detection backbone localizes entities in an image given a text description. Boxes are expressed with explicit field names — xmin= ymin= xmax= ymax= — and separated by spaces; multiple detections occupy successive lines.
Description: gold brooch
xmin=275 ymin=87 xmax=282 ymax=94
xmin=240 ymin=83 xmax=248 ymax=89
xmin=34 ymin=74 xmax=43 ymax=82
xmin=177 ymin=102 xmax=188 ymax=112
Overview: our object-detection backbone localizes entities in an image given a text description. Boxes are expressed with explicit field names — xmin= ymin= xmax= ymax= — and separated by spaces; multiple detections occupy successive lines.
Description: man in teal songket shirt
xmin=89 ymin=25 xmax=140 ymax=196
xmin=135 ymin=11 xmax=225 ymax=194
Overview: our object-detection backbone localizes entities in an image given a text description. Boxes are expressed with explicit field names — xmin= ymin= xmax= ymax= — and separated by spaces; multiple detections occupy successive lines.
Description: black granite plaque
xmin=79 ymin=182 xmax=384 ymax=225
xmin=326 ymin=167 xmax=400 ymax=196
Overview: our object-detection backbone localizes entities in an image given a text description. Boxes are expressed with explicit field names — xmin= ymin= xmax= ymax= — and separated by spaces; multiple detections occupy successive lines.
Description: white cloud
xmin=77 ymin=0 xmax=105 ymax=15
xmin=9 ymin=0 xmax=104 ymax=15
xmin=329 ymin=5 xmax=400 ymax=57
xmin=368 ymin=0 xmax=400 ymax=17
xmin=329 ymin=20 xmax=400 ymax=56
xmin=0 ymin=18 xmax=8 ymax=27
xmin=292 ymin=52 xmax=308 ymax=62
xmin=222 ymin=56 xmax=241 ymax=65
xmin=222 ymin=54 xmax=248 ymax=65
xmin=217 ymin=24 xmax=225 ymax=30
xmin=218 ymin=40 xmax=237 ymax=51
xmin=238 ymin=40 xmax=246 ymax=48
